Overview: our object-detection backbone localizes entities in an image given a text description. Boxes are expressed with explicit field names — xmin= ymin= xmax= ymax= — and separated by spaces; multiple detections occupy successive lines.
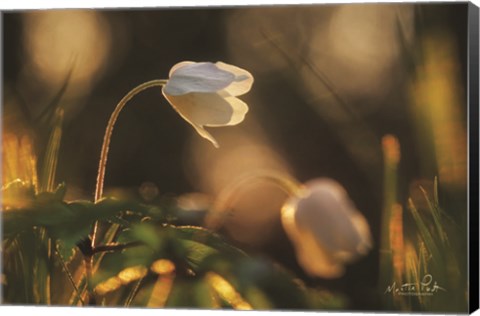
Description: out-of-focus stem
xmin=205 ymin=170 xmax=303 ymax=231
xmin=379 ymin=134 xmax=401 ymax=307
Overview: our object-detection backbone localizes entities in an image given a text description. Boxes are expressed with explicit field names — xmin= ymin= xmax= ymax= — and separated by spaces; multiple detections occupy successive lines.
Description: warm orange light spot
xmin=389 ymin=204 xmax=405 ymax=282
xmin=117 ymin=265 xmax=148 ymax=284
xmin=94 ymin=266 xmax=147 ymax=296
xmin=410 ymin=34 xmax=467 ymax=188
xmin=22 ymin=10 xmax=111 ymax=96
xmin=151 ymin=259 xmax=176 ymax=276
xmin=205 ymin=272 xmax=252 ymax=310
xmin=0 ymin=274 xmax=6 ymax=286
xmin=2 ymin=133 xmax=38 ymax=211
xmin=2 ymin=133 xmax=38 ymax=188
xmin=303 ymin=5 xmax=414 ymax=101
xmin=382 ymin=135 xmax=401 ymax=166
xmin=2 ymin=134 xmax=21 ymax=187
xmin=147 ymin=275 xmax=175 ymax=307
xmin=94 ymin=276 xmax=122 ymax=296
xmin=187 ymin=127 xmax=290 ymax=245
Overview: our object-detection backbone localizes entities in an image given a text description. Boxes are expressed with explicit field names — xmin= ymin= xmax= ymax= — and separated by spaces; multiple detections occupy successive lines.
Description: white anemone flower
xmin=162 ymin=61 xmax=254 ymax=148
xmin=281 ymin=178 xmax=372 ymax=278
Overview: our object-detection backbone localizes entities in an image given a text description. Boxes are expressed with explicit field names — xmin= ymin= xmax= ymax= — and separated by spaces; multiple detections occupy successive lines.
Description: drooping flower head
xmin=162 ymin=61 xmax=254 ymax=148
xmin=281 ymin=178 xmax=372 ymax=278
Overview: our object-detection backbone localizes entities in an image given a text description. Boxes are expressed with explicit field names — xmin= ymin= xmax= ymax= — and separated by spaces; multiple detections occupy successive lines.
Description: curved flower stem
xmin=205 ymin=169 xmax=304 ymax=231
xmin=90 ymin=79 xmax=168 ymax=248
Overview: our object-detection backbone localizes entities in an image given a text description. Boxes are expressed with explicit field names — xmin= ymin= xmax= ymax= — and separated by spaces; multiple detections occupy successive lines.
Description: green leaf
xmin=130 ymin=223 xmax=166 ymax=251
xmin=91 ymin=244 xmax=156 ymax=288
xmin=199 ymin=254 xmax=309 ymax=309
xmin=56 ymin=239 xmax=77 ymax=263
xmin=2 ymin=196 xmax=162 ymax=247
xmin=168 ymin=225 xmax=247 ymax=268
xmin=53 ymin=182 xmax=67 ymax=200
xmin=165 ymin=278 xmax=216 ymax=308
xmin=306 ymin=288 xmax=346 ymax=310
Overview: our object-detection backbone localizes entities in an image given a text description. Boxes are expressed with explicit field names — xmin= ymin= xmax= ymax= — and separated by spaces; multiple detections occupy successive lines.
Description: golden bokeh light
xmin=304 ymin=5 xmax=414 ymax=101
xmin=150 ymin=259 xmax=176 ymax=276
xmin=1 ymin=133 xmax=38 ymax=190
xmin=22 ymin=10 xmax=111 ymax=96
xmin=185 ymin=124 xmax=291 ymax=245
xmin=117 ymin=265 xmax=148 ymax=284
xmin=382 ymin=134 xmax=401 ymax=166
xmin=205 ymin=272 xmax=252 ymax=310
xmin=147 ymin=275 xmax=175 ymax=307
xmin=95 ymin=265 xmax=148 ymax=296
xmin=389 ymin=204 xmax=405 ymax=282
xmin=410 ymin=34 xmax=467 ymax=189
xmin=94 ymin=276 xmax=122 ymax=296
xmin=226 ymin=5 xmax=414 ymax=103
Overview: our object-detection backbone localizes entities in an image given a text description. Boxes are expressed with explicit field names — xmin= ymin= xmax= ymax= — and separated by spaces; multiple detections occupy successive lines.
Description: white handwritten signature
xmin=384 ymin=274 xmax=446 ymax=296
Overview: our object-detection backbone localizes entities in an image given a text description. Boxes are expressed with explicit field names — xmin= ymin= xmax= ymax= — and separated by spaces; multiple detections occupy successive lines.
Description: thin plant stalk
xmin=205 ymin=169 xmax=302 ymax=231
xmin=91 ymin=79 xmax=167 ymax=247
xmin=55 ymin=248 xmax=85 ymax=306
xmin=379 ymin=134 xmax=400 ymax=308
xmin=87 ymin=79 xmax=167 ymax=304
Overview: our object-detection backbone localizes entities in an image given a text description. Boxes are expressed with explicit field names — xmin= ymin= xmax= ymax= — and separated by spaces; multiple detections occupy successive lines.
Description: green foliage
xmin=404 ymin=185 xmax=465 ymax=312
xmin=379 ymin=174 xmax=467 ymax=313
xmin=3 ymin=184 xmax=160 ymax=243
xmin=90 ymin=221 xmax=343 ymax=309
xmin=3 ymin=186 xmax=343 ymax=309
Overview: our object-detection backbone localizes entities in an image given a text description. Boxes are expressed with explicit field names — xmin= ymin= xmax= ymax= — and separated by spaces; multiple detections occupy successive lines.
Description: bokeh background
xmin=3 ymin=3 xmax=470 ymax=310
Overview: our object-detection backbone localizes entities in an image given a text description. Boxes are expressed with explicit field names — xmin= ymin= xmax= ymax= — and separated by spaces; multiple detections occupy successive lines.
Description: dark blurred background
xmin=2 ymin=3 xmax=469 ymax=310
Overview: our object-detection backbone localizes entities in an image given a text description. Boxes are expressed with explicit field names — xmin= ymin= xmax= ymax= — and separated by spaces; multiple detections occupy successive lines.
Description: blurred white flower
xmin=281 ymin=178 xmax=372 ymax=278
xmin=162 ymin=61 xmax=253 ymax=148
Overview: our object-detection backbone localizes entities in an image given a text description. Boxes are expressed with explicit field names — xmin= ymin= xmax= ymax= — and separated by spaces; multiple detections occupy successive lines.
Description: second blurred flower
xmin=281 ymin=178 xmax=372 ymax=278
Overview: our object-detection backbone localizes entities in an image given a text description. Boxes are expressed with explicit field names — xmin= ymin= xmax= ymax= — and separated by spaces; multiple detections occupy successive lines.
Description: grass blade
xmin=40 ymin=109 xmax=64 ymax=193
xmin=418 ymin=186 xmax=447 ymax=244
xmin=407 ymin=198 xmax=442 ymax=267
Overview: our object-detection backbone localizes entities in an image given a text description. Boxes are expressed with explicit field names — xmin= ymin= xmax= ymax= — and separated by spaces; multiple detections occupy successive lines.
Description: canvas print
xmin=1 ymin=2 xmax=479 ymax=313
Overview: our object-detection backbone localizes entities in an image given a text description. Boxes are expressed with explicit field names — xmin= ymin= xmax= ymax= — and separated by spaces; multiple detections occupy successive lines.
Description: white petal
xmin=350 ymin=212 xmax=373 ymax=255
xmin=164 ymin=62 xmax=235 ymax=96
xmin=189 ymin=122 xmax=219 ymax=148
xmin=293 ymin=228 xmax=345 ymax=278
xmin=280 ymin=178 xmax=372 ymax=278
xmin=162 ymin=92 xmax=247 ymax=126
xmin=215 ymin=62 xmax=254 ymax=96
xmin=168 ymin=61 xmax=195 ymax=77
xmin=204 ymin=96 xmax=248 ymax=127
xmin=162 ymin=91 xmax=248 ymax=147
xmin=281 ymin=198 xmax=344 ymax=278
xmin=295 ymin=179 xmax=372 ymax=259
